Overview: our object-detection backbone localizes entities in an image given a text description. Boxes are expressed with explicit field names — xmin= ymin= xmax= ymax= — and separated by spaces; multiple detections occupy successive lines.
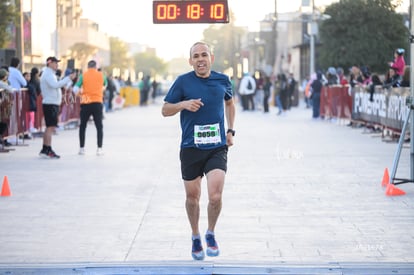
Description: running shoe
xmin=39 ymin=148 xmax=49 ymax=158
xmin=78 ymin=148 xmax=85 ymax=155
xmin=96 ymin=148 xmax=104 ymax=156
xmin=47 ymin=149 xmax=60 ymax=159
xmin=205 ymin=234 xmax=219 ymax=257
xmin=191 ymin=238 xmax=205 ymax=260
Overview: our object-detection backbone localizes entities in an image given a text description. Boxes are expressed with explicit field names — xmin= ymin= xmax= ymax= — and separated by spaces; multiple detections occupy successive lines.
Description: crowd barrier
xmin=319 ymin=85 xmax=410 ymax=133
xmin=119 ymin=87 xmax=140 ymax=107
xmin=351 ymin=86 xmax=410 ymax=132
xmin=0 ymin=87 xmax=142 ymax=142
xmin=0 ymin=88 xmax=81 ymax=140
xmin=320 ymin=85 xmax=353 ymax=119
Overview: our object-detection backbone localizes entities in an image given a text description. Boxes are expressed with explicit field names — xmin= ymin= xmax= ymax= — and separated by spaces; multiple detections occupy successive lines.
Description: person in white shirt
xmin=38 ymin=57 xmax=75 ymax=159
xmin=238 ymin=73 xmax=256 ymax=111
xmin=8 ymin=57 xmax=26 ymax=90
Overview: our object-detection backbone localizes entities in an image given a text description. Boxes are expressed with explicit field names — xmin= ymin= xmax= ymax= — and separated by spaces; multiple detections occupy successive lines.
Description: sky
xmin=80 ymin=0 xmax=410 ymax=61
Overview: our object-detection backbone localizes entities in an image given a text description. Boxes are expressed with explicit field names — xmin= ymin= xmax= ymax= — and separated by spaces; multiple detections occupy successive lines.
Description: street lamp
xmin=308 ymin=0 xmax=330 ymax=77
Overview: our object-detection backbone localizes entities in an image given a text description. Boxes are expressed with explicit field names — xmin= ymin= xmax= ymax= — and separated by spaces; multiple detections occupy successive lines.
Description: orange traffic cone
xmin=385 ymin=183 xmax=406 ymax=196
xmin=1 ymin=176 xmax=11 ymax=197
xmin=381 ymin=168 xmax=390 ymax=187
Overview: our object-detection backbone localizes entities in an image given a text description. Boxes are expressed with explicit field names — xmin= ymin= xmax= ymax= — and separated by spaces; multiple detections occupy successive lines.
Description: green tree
xmin=202 ymin=12 xmax=246 ymax=73
xmin=318 ymin=0 xmax=408 ymax=73
xmin=0 ymin=1 xmax=19 ymax=48
xmin=107 ymin=37 xmax=133 ymax=76
xmin=69 ymin=42 xmax=98 ymax=69
xmin=133 ymin=52 xmax=167 ymax=77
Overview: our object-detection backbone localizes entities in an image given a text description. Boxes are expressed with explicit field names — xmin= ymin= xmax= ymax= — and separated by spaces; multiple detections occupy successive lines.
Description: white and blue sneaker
xmin=191 ymin=238 xmax=205 ymax=260
xmin=205 ymin=234 xmax=219 ymax=257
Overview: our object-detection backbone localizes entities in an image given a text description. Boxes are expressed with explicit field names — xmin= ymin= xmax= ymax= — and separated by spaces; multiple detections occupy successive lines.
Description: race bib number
xmin=194 ymin=123 xmax=221 ymax=145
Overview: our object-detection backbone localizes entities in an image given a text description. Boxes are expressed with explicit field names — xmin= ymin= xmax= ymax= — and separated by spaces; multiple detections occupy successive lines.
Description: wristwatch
xmin=227 ymin=129 xmax=236 ymax=136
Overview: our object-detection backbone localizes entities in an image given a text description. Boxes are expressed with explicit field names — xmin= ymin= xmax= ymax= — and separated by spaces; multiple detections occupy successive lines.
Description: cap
xmin=396 ymin=48 xmax=405 ymax=55
xmin=46 ymin=56 xmax=60 ymax=64
xmin=0 ymin=68 xmax=8 ymax=80
xmin=327 ymin=67 xmax=336 ymax=75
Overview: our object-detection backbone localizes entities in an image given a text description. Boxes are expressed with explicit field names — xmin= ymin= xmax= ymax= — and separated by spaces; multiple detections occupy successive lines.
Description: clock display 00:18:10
xmin=153 ymin=0 xmax=229 ymax=24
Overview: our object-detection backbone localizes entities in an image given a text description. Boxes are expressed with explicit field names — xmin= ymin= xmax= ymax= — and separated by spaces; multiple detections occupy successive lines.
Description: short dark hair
xmin=87 ymin=60 xmax=97 ymax=68
xmin=10 ymin=57 xmax=20 ymax=68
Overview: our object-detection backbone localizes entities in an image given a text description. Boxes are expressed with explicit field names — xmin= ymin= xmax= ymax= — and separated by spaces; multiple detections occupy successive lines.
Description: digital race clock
xmin=153 ymin=0 xmax=229 ymax=24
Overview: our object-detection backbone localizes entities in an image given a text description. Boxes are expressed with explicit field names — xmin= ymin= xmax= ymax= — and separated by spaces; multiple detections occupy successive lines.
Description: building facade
xmin=21 ymin=0 xmax=110 ymax=71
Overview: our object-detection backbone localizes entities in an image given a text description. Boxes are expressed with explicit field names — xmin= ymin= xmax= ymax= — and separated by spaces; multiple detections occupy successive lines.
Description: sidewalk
xmin=0 ymin=102 xmax=413 ymax=274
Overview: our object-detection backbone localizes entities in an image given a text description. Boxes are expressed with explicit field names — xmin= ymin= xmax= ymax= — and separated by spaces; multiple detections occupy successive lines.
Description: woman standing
xmin=27 ymin=67 xmax=41 ymax=133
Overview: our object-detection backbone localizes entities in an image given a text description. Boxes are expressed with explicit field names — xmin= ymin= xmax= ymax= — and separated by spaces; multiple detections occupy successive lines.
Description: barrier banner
xmin=1 ymin=88 xmax=81 ymax=138
xmin=320 ymin=86 xmax=352 ymax=119
xmin=352 ymin=86 xmax=410 ymax=131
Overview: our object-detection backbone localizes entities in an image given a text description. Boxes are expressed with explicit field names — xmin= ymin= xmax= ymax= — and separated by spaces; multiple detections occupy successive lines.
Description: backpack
xmin=247 ymin=79 xmax=253 ymax=90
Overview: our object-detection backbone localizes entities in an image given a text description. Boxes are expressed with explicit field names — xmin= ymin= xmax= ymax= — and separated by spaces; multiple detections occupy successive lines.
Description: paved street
xmin=0 ymin=101 xmax=414 ymax=274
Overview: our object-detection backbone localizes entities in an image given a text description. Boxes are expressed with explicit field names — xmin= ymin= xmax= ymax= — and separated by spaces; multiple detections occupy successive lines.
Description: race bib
xmin=194 ymin=123 xmax=221 ymax=145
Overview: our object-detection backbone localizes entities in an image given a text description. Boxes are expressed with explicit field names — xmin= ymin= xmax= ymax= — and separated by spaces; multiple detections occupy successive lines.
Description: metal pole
xmin=15 ymin=0 xmax=24 ymax=69
xmin=309 ymin=0 xmax=315 ymax=77
xmin=310 ymin=31 xmax=314 ymax=76
xmin=273 ymin=0 xmax=278 ymax=74
xmin=391 ymin=109 xmax=411 ymax=183
xmin=410 ymin=0 xmax=414 ymax=180
xmin=55 ymin=0 xmax=59 ymax=56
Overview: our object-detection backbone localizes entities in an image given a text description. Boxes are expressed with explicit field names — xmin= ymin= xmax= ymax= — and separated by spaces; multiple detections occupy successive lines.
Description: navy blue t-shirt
xmin=164 ymin=71 xmax=233 ymax=149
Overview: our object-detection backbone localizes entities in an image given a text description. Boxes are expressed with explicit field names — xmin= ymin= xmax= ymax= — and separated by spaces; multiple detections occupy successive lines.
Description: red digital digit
xmin=187 ymin=4 xmax=201 ymax=19
xmin=210 ymin=4 xmax=224 ymax=19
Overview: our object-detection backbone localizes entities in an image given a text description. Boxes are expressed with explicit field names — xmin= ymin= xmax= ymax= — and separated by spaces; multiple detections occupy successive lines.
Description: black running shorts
xmin=179 ymin=145 xmax=228 ymax=181
xmin=42 ymin=104 xmax=60 ymax=127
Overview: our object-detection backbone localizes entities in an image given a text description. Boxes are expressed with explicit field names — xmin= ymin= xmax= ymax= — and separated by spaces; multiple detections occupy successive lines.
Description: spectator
xmin=254 ymin=73 xmax=264 ymax=111
xmin=336 ymin=67 xmax=349 ymax=86
xmin=360 ymin=66 xmax=371 ymax=86
xmin=5 ymin=57 xmax=26 ymax=144
xmin=39 ymin=56 xmax=75 ymax=159
xmin=368 ymin=74 xmax=382 ymax=102
xmin=26 ymin=67 xmax=41 ymax=134
xmin=262 ymin=76 xmax=272 ymax=113
xmin=0 ymin=68 xmax=13 ymax=93
xmin=151 ymin=78 xmax=159 ymax=102
xmin=274 ymin=73 xmax=287 ymax=115
xmin=389 ymin=48 xmax=405 ymax=77
xmin=383 ymin=66 xmax=401 ymax=89
xmin=8 ymin=57 xmax=26 ymax=90
xmin=238 ymin=72 xmax=256 ymax=111
xmin=113 ymin=76 xmax=121 ymax=94
xmin=299 ymin=75 xmax=311 ymax=108
xmin=286 ymin=73 xmax=296 ymax=109
xmin=349 ymin=65 xmax=364 ymax=88
xmin=400 ymin=66 xmax=410 ymax=87
xmin=310 ymin=71 xmax=323 ymax=119
xmin=326 ymin=67 xmax=339 ymax=86
xmin=104 ymin=74 xmax=117 ymax=112
xmin=73 ymin=60 xmax=107 ymax=156
xmin=139 ymin=75 xmax=151 ymax=106
xmin=326 ymin=67 xmax=340 ymax=120
xmin=0 ymin=68 xmax=14 ymax=148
